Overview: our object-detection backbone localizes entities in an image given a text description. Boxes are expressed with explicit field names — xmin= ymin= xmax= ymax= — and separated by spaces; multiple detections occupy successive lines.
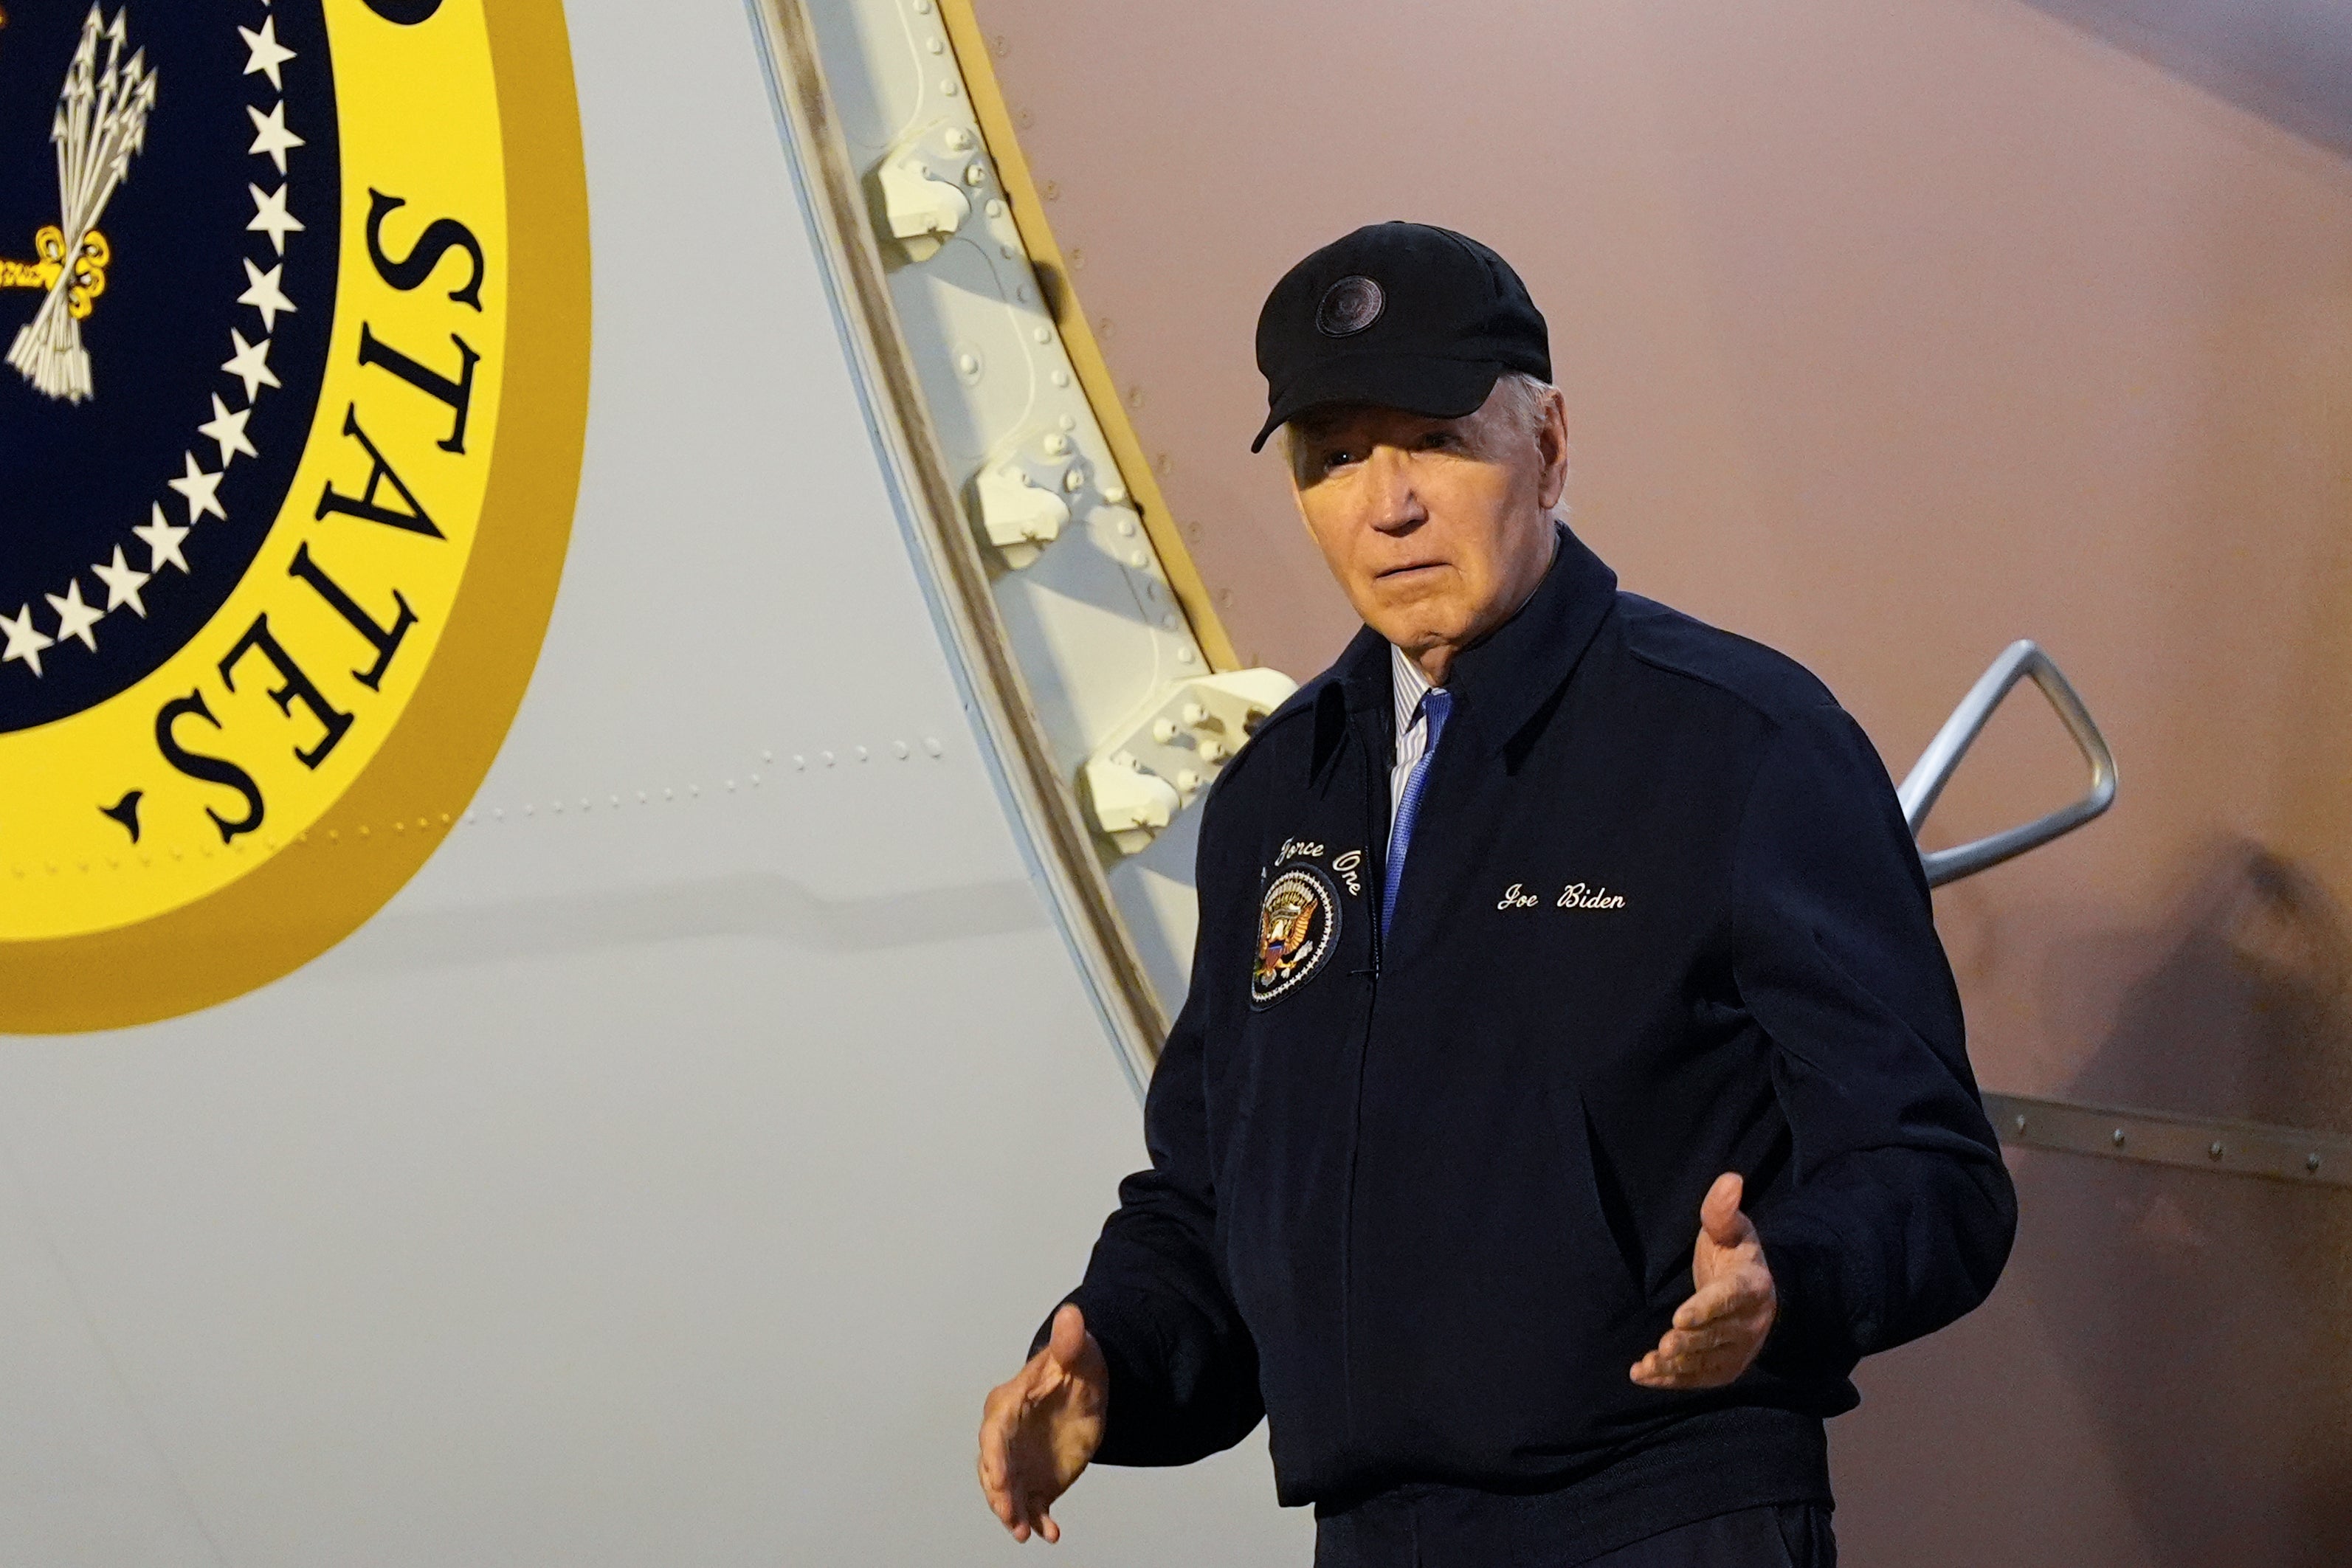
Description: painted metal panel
xmin=0 ymin=0 xmax=1304 ymax=1560
xmin=973 ymin=1 xmax=2352 ymax=1559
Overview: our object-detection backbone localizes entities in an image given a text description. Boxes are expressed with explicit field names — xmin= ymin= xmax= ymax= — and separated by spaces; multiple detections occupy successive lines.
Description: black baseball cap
xmin=1251 ymin=222 xmax=1551 ymax=453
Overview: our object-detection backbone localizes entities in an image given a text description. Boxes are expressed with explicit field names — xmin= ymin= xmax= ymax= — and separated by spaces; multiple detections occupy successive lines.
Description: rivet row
xmin=8 ymin=737 xmax=956 ymax=874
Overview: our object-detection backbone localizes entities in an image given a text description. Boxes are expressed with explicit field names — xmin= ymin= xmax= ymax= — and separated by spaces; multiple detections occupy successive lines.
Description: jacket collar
xmin=1336 ymin=522 xmax=1618 ymax=759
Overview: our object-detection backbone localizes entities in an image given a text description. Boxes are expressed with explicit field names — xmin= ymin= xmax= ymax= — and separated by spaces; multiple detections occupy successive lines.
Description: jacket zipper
xmin=1339 ymin=722 xmax=1387 ymax=1445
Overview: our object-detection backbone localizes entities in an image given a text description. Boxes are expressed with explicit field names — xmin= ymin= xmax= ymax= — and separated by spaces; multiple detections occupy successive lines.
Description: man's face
xmin=1286 ymin=381 xmax=1569 ymax=682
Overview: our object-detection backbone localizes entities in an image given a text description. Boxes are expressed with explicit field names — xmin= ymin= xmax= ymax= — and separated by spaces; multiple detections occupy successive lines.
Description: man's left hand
xmin=1629 ymin=1172 xmax=1777 ymax=1390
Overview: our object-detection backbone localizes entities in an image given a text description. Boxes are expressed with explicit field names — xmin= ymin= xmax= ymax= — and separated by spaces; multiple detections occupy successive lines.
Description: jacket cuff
xmin=1025 ymin=1287 xmax=1181 ymax=1466
xmin=1751 ymin=1205 xmax=1861 ymax=1378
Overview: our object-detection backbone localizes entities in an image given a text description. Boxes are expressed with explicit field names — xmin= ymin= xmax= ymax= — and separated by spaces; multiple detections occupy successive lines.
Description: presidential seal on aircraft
xmin=0 ymin=0 xmax=589 ymax=1032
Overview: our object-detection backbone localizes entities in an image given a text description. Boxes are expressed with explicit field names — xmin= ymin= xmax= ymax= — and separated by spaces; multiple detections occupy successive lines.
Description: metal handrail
xmin=1986 ymin=1091 xmax=2350 ymax=1188
xmin=1900 ymin=639 xmax=2118 ymax=888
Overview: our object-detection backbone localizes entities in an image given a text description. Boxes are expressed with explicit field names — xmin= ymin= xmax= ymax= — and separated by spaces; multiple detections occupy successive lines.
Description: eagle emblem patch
xmin=1251 ymin=863 xmax=1341 ymax=1007
xmin=0 ymin=0 xmax=587 ymax=1031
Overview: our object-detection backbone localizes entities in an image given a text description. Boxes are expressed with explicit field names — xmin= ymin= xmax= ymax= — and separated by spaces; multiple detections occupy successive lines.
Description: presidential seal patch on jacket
xmin=0 ymin=0 xmax=587 ymax=1032
xmin=1251 ymin=863 xmax=1342 ymax=1007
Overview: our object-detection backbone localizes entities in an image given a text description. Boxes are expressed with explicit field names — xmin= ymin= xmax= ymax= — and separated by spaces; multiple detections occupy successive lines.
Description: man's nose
xmin=1363 ymin=446 xmax=1427 ymax=535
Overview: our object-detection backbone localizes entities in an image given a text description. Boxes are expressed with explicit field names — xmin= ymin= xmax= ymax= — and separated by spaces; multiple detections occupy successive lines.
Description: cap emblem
xmin=1315 ymin=274 xmax=1384 ymax=338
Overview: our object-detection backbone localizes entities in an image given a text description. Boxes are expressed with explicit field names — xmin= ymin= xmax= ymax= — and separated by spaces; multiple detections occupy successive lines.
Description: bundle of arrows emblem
xmin=2 ymin=5 xmax=156 ymax=404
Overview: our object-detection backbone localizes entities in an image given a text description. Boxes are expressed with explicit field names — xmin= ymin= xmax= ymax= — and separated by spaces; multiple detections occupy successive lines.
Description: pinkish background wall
xmin=975 ymin=0 xmax=2352 ymax=1561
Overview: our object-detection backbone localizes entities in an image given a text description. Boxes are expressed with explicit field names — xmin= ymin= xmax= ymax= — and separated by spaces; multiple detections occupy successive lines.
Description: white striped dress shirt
xmin=1389 ymin=643 xmax=1443 ymax=837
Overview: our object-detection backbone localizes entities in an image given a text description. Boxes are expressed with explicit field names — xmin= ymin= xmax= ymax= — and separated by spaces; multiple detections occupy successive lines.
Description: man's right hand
xmin=977 ymin=1302 xmax=1109 ymax=1544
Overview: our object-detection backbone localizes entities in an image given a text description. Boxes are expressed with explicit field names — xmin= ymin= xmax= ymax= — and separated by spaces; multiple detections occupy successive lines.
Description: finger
xmin=1668 ymin=1310 xmax=1776 ymax=1375
xmin=1046 ymin=1302 xmax=1088 ymax=1372
xmin=1038 ymin=1504 xmax=1062 ymax=1545
xmin=977 ymin=1403 xmax=1010 ymax=1493
xmin=1657 ymin=1322 xmax=1742 ymax=1358
xmin=1688 ymin=1310 xmax=1768 ymax=1350
xmin=983 ymin=1376 xmax=1027 ymax=1431
xmin=1635 ymin=1311 xmax=1768 ymax=1375
xmin=984 ymin=1374 xmax=1042 ymax=1452
xmin=1699 ymin=1171 xmax=1748 ymax=1248
xmin=1673 ymin=1274 xmax=1770 ymax=1330
xmin=1013 ymin=1353 xmax=1063 ymax=1419
xmin=1648 ymin=1321 xmax=1694 ymax=1356
xmin=1670 ymin=1282 xmax=1736 ymax=1330
xmin=983 ymin=1460 xmax=1021 ymax=1534
xmin=982 ymin=1447 xmax=1024 ymax=1530
xmin=1663 ymin=1322 xmax=1724 ymax=1355
xmin=1632 ymin=1343 xmax=1751 ymax=1388
xmin=982 ymin=1453 xmax=1015 ymax=1515
xmin=990 ymin=1366 xmax=1044 ymax=1437
xmin=1643 ymin=1338 xmax=1731 ymax=1378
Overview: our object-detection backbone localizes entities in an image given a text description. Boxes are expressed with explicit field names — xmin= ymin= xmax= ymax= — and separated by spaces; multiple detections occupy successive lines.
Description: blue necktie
xmin=1382 ymin=688 xmax=1452 ymax=937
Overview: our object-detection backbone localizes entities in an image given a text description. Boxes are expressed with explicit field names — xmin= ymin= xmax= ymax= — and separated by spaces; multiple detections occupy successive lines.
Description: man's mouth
xmin=1376 ymin=561 xmax=1446 ymax=581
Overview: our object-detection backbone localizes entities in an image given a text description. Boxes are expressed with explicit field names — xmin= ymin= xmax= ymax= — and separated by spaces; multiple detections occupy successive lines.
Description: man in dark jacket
xmin=977 ymin=223 xmax=2016 ymax=1567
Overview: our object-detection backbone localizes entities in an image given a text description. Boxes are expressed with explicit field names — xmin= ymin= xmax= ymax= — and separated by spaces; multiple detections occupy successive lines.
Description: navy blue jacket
xmin=1052 ymin=528 xmax=2015 ymax=1542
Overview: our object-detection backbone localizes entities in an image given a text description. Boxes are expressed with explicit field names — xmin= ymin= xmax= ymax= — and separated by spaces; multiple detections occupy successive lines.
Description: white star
xmin=92 ymin=546 xmax=151 ymax=618
xmin=238 ymin=258 xmax=296 ymax=332
xmin=198 ymin=393 xmax=258 ymax=467
xmin=0 ymin=605 xmax=53 ymax=678
xmin=44 ymin=579 xmax=101 ymax=653
xmin=247 ymin=182 xmax=305 ymax=255
xmin=245 ymin=100 xmax=305 ymax=175
xmin=239 ymin=16 xmax=297 ymax=91
xmin=134 ymin=503 xmax=191 ymax=574
xmin=222 ymin=329 xmax=280 ymax=401
xmin=167 ymin=452 xmax=227 ymax=524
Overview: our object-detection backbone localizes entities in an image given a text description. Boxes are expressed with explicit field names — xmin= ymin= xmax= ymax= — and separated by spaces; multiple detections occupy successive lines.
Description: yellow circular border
xmin=0 ymin=0 xmax=589 ymax=1034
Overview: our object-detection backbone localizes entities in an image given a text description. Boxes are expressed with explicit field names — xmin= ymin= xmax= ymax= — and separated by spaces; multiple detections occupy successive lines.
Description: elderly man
xmin=977 ymin=223 xmax=2015 ymax=1567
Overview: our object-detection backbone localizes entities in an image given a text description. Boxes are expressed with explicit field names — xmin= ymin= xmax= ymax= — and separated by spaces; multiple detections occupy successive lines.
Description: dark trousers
xmin=1314 ymin=1499 xmax=1837 ymax=1568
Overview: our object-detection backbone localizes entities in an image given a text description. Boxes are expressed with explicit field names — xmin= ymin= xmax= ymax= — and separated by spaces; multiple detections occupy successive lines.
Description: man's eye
xmin=1418 ymin=430 xmax=1458 ymax=450
xmin=1320 ymin=449 xmax=1357 ymax=471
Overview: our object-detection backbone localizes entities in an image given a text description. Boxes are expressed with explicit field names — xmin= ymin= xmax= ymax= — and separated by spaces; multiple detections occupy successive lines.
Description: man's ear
xmin=1536 ymin=390 xmax=1570 ymax=511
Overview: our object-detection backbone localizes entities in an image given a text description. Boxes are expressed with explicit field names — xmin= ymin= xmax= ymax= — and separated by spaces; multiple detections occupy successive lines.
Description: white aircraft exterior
xmin=0 ymin=2 xmax=1302 ymax=1558
xmin=0 ymin=1 xmax=2337 ymax=1564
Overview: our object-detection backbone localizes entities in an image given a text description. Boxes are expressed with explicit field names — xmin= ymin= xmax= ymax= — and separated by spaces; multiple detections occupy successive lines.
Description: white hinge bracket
xmin=1082 ymin=669 xmax=1300 ymax=854
xmin=973 ymin=461 xmax=1071 ymax=562
xmin=873 ymin=149 xmax=970 ymax=261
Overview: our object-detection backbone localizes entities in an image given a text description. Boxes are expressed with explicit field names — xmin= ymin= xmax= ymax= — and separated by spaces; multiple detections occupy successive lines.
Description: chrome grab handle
xmin=1898 ymin=639 xmax=2117 ymax=888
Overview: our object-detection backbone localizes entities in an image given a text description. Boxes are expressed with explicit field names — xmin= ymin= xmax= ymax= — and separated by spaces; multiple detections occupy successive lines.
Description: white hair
xmin=1278 ymin=370 xmax=1568 ymax=506
xmin=1484 ymin=371 xmax=1559 ymax=452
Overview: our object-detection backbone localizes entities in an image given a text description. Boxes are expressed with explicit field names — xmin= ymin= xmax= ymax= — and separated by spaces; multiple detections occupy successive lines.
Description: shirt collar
xmin=1390 ymin=642 xmax=1435 ymax=734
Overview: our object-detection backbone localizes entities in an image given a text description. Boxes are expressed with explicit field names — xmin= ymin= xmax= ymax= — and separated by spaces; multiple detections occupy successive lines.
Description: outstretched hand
xmin=978 ymin=1303 xmax=1109 ymax=1544
xmin=1630 ymin=1172 xmax=1777 ymax=1389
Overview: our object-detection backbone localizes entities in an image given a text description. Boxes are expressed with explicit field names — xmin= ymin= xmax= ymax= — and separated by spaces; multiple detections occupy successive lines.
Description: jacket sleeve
xmin=1028 ymin=809 xmax=1265 ymax=1465
xmin=1732 ymin=700 xmax=2018 ymax=1379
